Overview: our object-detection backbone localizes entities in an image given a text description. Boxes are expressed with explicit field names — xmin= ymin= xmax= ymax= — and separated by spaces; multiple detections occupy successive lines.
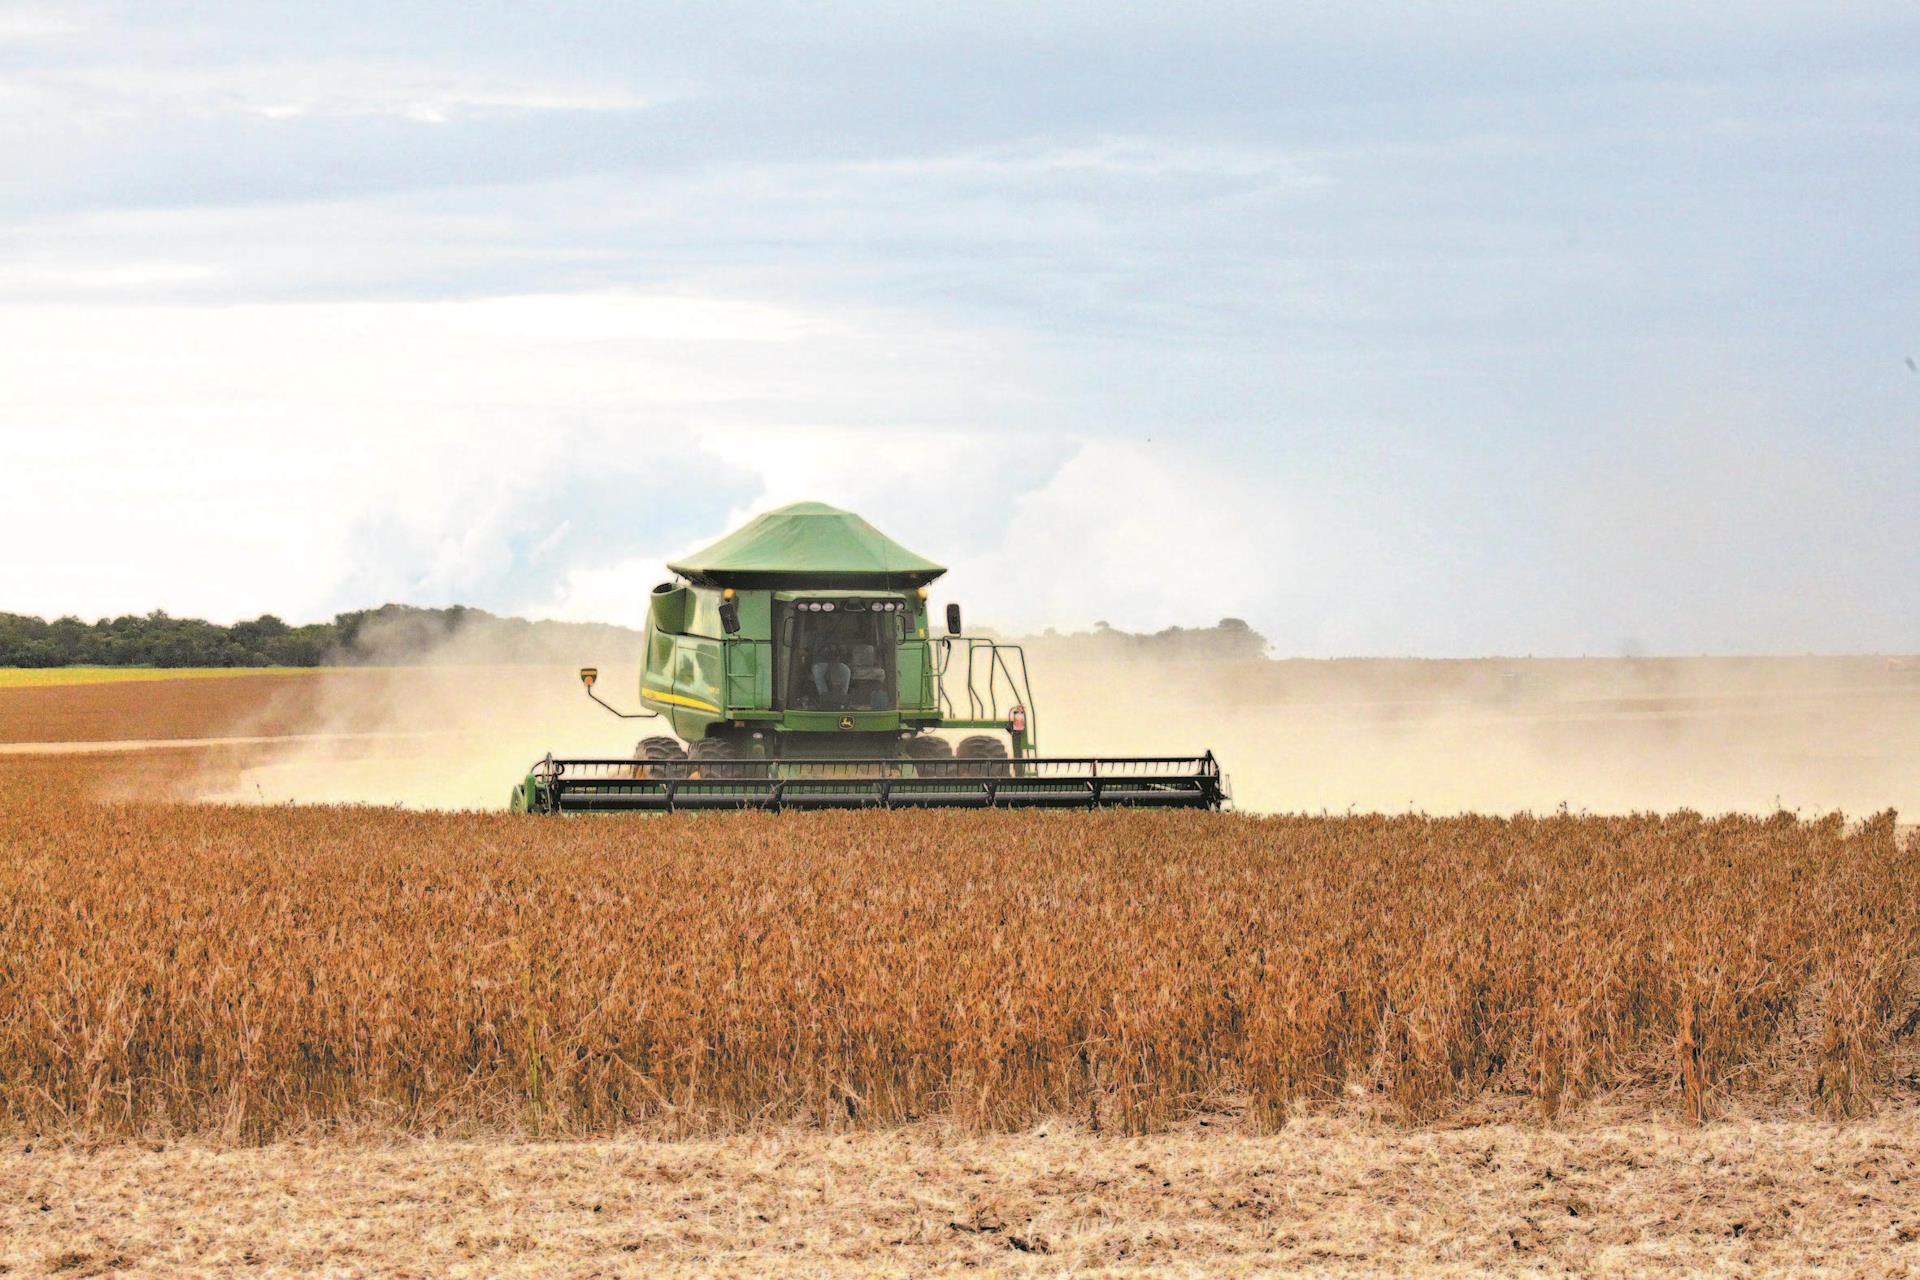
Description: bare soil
xmin=5 ymin=1105 xmax=1918 ymax=1277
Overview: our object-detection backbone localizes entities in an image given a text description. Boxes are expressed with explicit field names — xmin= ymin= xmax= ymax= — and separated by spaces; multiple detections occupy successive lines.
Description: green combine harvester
xmin=510 ymin=502 xmax=1226 ymax=813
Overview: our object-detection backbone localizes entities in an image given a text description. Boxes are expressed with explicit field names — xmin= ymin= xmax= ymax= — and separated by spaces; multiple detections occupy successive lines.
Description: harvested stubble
xmin=0 ymin=672 xmax=324 ymax=743
xmin=0 ymin=801 xmax=1914 ymax=1142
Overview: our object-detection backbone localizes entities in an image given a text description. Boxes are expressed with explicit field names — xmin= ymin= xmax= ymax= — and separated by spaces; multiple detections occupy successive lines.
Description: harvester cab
xmin=510 ymin=502 xmax=1227 ymax=813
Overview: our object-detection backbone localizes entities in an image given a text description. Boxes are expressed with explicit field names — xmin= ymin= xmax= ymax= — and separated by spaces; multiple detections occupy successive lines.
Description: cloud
xmin=0 ymin=10 xmax=80 ymax=43
xmin=0 ymin=260 xmax=221 ymax=293
xmin=527 ymin=432 xmax=1285 ymax=641
xmin=530 ymin=426 xmax=1080 ymax=628
xmin=0 ymin=291 xmax=1068 ymax=625
xmin=852 ymin=136 xmax=1330 ymax=186
xmin=1 ymin=3 xmax=1916 ymax=653
xmin=951 ymin=440 xmax=1285 ymax=634
xmin=8 ymin=58 xmax=656 ymax=125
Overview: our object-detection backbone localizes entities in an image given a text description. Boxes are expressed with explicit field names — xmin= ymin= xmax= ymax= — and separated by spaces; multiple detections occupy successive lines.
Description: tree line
xmin=0 ymin=605 xmax=643 ymax=668
xmin=0 ymin=604 xmax=1269 ymax=668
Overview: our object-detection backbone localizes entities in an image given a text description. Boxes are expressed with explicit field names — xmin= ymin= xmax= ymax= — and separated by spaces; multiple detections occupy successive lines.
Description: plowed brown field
xmin=0 ymin=669 xmax=371 ymax=743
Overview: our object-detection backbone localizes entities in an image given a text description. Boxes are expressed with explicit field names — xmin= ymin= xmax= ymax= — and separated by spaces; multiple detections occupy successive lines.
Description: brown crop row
xmin=0 ymin=795 xmax=1915 ymax=1142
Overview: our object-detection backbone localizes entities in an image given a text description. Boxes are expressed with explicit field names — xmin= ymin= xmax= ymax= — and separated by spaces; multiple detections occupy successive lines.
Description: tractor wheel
xmin=955 ymin=733 xmax=1011 ymax=778
xmin=689 ymin=737 xmax=747 ymax=780
xmin=903 ymin=734 xmax=954 ymax=778
xmin=636 ymin=735 xmax=688 ymax=780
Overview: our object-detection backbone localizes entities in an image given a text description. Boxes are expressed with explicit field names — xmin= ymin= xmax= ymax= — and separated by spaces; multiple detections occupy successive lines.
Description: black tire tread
xmin=954 ymin=733 xmax=1011 ymax=778
xmin=903 ymin=734 xmax=955 ymax=778
xmin=689 ymin=737 xmax=747 ymax=780
xmin=635 ymin=735 xmax=688 ymax=780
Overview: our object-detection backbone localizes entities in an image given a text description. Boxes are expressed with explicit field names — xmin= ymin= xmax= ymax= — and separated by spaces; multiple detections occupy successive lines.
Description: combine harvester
xmin=510 ymin=503 xmax=1227 ymax=813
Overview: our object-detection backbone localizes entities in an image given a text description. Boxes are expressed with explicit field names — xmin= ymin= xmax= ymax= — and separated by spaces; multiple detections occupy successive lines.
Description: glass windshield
xmin=785 ymin=606 xmax=897 ymax=711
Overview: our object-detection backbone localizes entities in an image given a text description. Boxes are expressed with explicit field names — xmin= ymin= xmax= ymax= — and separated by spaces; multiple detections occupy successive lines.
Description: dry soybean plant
xmin=0 ymin=796 xmax=1914 ymax=1142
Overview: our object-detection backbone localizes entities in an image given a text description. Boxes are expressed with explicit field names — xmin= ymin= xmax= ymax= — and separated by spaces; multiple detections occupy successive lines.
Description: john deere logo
xmin=838 ymin=716 xmax=855 ymax=730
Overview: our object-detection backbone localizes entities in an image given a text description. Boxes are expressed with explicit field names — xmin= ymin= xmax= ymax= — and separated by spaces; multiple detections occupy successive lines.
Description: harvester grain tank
xmin=511 ymin=502 xmax=1226 ymax=812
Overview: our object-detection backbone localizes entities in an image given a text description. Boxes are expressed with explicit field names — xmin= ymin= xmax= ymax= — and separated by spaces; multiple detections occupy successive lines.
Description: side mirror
xmin=718 ymin=600 xmax=741 ymax=635
xmin=945 ymin=603 xmax=962 ymax=636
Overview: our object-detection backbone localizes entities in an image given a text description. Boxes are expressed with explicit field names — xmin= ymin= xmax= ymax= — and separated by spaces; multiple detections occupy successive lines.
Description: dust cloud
xmin=208 ymin=623 xmax=1920 ymax=817
xmin=200 ymin=621 xmax=653 ymax=810
xmin=1029 ymin=652 xmax=1920 ymax=818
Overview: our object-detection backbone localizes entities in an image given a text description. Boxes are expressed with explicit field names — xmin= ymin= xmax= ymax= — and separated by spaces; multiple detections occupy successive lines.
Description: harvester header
xmin=510 ymin=501 xmax=1227 ymax=813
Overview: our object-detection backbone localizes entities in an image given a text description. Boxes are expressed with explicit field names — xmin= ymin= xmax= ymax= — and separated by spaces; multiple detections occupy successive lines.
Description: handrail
xmin=931 ymin=639 xmax=958 ymax=718
xmin=928 ymin=636 xmax=1040 ymax=751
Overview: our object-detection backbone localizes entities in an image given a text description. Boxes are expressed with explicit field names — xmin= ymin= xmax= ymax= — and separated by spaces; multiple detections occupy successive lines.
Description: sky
xmin=1 ymin=1 xmax=1915 ymax=656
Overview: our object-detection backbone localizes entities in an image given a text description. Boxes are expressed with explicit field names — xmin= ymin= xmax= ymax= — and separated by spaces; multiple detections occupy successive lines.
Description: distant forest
xmin=0 ymin=605 xmax=1269 ymax=668
xmin=0 ymin=605 xmax=645 ymax=668
xmin=1015 ymin=617 xmax=1268 ymax=661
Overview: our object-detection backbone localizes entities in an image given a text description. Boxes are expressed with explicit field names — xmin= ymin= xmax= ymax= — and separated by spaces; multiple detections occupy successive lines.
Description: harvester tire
xmin=689 ymin=737 xmax=747 ymax=780
xmin=903 ymin=734 xmax=954 ymax=778
xmin=636 ymin=735 xmax=689 ymax=780
xmin=955 ymin=734 xmax=1011 ymax=778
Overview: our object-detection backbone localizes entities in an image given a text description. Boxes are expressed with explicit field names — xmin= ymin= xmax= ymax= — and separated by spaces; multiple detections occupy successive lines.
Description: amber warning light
xmin=579 ymin=668 xmax=597 ymax=689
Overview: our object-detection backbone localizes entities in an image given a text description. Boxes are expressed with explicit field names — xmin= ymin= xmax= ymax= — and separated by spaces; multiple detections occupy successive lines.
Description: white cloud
xmin=528 ymin=432 xmax=1290 ymax=640
xmin=0 ymin=291 xmax=1066 ymax=625
xmin=440 ymin=294 xmax=837 ymax=345
xmin=539 ymin=556 xmax=676 ymax=627
xmin=529 ymin=424 xmax=1078 ymax=628
xmin=526 ymin=426 xmax=1290 ymax=640
xmin=951 ymin=440 xmax=1287 ymax=634
xmin=853 ymin=136 xmax=1331 ymax=187
xmin=13 ymin=60 xmax=655 ymax=125
xmin=0 ymin=10 xmax=80 ymax=43
xmin=0 ymin=260 xmax=221 ymax=292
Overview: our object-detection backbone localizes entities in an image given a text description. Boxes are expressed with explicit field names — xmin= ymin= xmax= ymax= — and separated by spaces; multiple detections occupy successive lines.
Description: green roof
xmin=667 ymin=502 xmax=947 ymax=587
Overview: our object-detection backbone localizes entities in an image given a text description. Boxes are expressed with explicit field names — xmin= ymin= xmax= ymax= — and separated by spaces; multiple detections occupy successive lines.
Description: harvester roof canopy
xmin=667 ymin=502 xmax=947 ymax=588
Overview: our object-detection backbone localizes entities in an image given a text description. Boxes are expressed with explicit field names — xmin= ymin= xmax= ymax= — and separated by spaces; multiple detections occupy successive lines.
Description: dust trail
xmin=201 ymin=619 xmax=652 ymax=810
xmin=1029 ymin=652 xmax=1920 ymax=817
xmin=209 ymin=629 xmax=1920 ymax=815
xmin=1 ymin=731 xmax=452 ymax=756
